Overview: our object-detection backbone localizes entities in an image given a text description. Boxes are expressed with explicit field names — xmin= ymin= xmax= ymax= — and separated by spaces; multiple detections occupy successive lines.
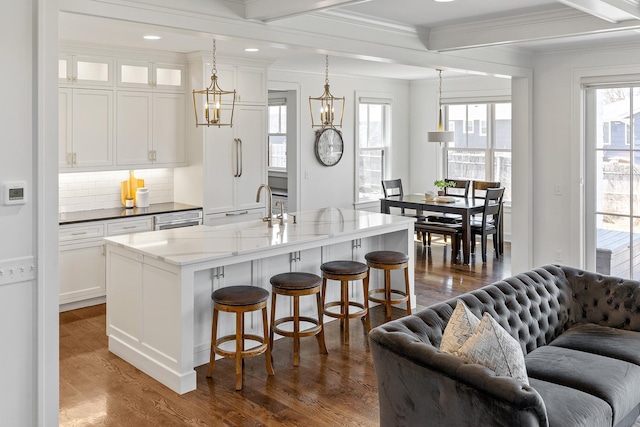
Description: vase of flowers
xmin=434 ymin=179 xmax=455 ymax=196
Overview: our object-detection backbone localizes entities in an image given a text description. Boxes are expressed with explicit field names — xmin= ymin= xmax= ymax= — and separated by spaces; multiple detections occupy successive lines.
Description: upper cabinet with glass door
xmin=59 ymin=54 xmax=114 ymax=87
xmin=117 ymin=60 xmax=185 ymax=91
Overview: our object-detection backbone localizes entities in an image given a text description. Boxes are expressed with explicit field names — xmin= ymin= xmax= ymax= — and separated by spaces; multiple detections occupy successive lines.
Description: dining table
xmin=380 ymin=193 xmax=489 ymax=264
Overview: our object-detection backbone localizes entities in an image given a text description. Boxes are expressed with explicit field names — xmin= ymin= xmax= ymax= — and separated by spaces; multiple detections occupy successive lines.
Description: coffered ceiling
xmin=59 ymin=0 xmax=640 ymax=80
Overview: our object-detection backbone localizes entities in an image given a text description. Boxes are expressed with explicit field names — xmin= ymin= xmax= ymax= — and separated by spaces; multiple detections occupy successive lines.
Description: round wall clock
xmin=314 ymin=127 xmax=344 ymax=167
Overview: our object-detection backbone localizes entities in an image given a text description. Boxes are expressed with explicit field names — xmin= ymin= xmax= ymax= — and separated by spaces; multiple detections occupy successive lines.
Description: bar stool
xmin=320 ymin=260 xmax=370 ymax=344
xmin=269 ymin=272 xmax=328 ymax=367
xmin=206 ymin=285 xmax=275 ymax=391
xmin=365 ymin=251 xmax=411 ymax=321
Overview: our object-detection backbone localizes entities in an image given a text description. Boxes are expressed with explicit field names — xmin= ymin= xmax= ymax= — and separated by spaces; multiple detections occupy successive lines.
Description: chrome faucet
xmin=275 ymin=200 xmax=285 ymax=226
xmin=256 ymin=184 xmax=273 ymax=227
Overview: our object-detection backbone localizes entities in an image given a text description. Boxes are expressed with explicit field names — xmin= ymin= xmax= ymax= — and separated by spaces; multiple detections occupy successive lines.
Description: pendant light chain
xmin=325 ymin=55 xmax=330 ymax=85
xmin=438 ymin=69 xmax=443 ymax=106
xmin=211 ymin=40 xmax=217 ymax=76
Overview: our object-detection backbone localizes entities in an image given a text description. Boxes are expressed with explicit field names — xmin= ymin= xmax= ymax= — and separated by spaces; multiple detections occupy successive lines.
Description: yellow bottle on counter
xmin=120 ymin=170 xmax=145 ymax=207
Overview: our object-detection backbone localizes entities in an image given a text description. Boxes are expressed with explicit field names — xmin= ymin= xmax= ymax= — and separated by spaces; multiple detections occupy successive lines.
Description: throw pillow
xmin=440 ymin=299 xmax=481 ymax=354
xmin=457 ymin=313 xmax=529 ymax=384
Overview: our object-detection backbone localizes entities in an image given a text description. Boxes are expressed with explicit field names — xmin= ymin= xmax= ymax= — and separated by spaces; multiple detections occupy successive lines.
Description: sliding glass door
xmin=585 ymin=85 xmax=640 ymax=279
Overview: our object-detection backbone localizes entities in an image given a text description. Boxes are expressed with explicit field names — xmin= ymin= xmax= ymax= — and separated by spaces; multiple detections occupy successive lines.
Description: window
xmin=585 ymin=85 xmax=640 ymax=279
xmin=357 ymin=97 xmax=391 ymax=202
xmin=268 ymin=102 xmax=287 ymax=170
xmin=444 ymin=102 xmax=512 ymax=204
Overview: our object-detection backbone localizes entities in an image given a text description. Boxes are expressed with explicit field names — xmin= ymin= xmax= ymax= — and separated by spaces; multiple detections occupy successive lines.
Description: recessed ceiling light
xmin=434 ymin=0 xmax=455 ymax=2
xmin=244 ymin=48 xmax=259 ymax=52
xmin=143 ymin=35 xmax=161 ymax=40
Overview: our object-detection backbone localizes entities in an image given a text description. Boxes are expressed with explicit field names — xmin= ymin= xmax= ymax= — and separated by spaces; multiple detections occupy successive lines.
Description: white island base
xmin=104 ymin=208 xmax=415 ymax=394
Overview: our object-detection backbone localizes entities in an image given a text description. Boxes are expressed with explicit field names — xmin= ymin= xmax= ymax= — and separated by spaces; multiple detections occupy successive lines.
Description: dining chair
xmin=471 ymin=180 xmax=501 ymax=199
xmin=381 ymin=178 xmax=427 ymax=242
xmin=471 ymin=180 xmax=502 ymax=254
xmin=381 ymin=179 xmax=406 ymax=215
xmin=470 ymin=187 xmax=505 ymax=263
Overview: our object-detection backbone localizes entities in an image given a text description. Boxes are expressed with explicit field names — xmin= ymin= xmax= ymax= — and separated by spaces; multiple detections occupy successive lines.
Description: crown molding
xmin=428 ymin=6 xmax=640 ymax=51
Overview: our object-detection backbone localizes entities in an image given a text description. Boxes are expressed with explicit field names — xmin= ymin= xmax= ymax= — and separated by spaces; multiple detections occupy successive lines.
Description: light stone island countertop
xmin=103 ymin=207 xmax=415 ymax=266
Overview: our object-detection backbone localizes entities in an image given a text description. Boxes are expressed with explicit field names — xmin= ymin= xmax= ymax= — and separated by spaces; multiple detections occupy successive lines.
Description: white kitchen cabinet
xmin=215 ymin=64 xmax=266 ymax=105
xmin=59 ymin=223 xmax=106 ymax=305
xmin=116 ymin=91 xmax=186 ymax=167
xmin=59 ymin=217 xmax=154 ymax=310
xmin=106 ymin=217 xmax=153 ymax=236
xmin=117 ymin=59 xmax=185 ymax=91
xmin=59 ymin=53 xmax=114 ymax=87
xmin=59 ymin=87 xmax=114 ymax=170
xmin=203 ymin=105 xmax=266 ymax=216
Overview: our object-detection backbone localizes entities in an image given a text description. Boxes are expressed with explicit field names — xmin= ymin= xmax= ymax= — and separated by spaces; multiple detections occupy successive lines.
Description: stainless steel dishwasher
xmin=153 ymin=210 xmax=203 ymax=230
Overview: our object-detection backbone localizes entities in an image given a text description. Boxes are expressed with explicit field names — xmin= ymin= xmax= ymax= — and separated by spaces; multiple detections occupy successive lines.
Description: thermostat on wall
xmin=3 ymin=181 xmax=27 ymax=205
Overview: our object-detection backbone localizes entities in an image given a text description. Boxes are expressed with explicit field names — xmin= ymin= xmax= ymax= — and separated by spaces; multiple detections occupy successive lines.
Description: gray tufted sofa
xmin=369 ymin=265 xmax=640 ymax=427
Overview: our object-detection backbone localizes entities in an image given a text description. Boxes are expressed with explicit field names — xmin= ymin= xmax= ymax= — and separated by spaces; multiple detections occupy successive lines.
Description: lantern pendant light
xmin=309 ymin=55 xmax=345 ymax=128
xmin=427 ymin=69 xmax=454 ymax=145
xmin=192 ymin=39 xmax=236 ymax=127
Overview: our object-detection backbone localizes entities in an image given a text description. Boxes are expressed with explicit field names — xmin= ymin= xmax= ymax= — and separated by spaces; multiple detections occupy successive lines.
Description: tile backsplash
xmin=59 ymin=169 xmax=174 ymax=213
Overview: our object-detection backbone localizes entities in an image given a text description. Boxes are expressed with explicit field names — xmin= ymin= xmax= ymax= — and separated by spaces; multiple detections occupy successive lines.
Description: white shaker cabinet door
xmin=235 ymin=106 xmax=266 ymax=211
xmin=203 ymin=122 xmax=236 ymax=214
xmin=59 ymin=88 xmax=73 ymax=168
xmin=72 ymin=89 xmax=114 ymax=168
xmin=153 ymin=93 xmax=186 ymax=165
xmin=116 ymin=91 xmax=153 ymax=165
xmin=59 ymin=240 xmax=105 ymax=304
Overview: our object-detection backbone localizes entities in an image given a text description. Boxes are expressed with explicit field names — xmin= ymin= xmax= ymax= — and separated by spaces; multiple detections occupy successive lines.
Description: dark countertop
xmin=59 ymin=202 xmax=202 ymax=225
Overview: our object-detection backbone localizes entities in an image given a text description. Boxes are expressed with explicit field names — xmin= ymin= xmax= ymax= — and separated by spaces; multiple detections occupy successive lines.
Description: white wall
xmin=268 ymin=69 xmax=410 ymax=211
xmin=0 ymin=0 xmax=58 ymax=425
xmin=532 ymin=44 xmax=640 ymax=268
xmin=0 ymin=1 xmax=36 ymax=423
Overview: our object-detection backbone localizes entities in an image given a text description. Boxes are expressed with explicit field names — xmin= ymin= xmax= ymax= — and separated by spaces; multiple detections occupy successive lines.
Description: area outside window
xmin=444 ymin=102 xmax=512 ymax=204
xmin=357 ymin=98 xmax=391 ymax=202
xmin=268 ymin=103 xmax=287 ymax=170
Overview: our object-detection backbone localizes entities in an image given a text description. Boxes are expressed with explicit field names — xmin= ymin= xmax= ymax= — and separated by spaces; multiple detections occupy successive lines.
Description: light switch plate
xmin=0 ymin=256 xmax=36 ymax=286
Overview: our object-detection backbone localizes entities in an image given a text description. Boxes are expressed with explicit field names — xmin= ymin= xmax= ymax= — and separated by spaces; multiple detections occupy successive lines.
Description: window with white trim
xmin=268 ymin=99 xmax=287 ymax=170
xmin=357 ymin=96 xmax=391 ymax=202
xmin=444 ymin=102 xmax=512 ymax=204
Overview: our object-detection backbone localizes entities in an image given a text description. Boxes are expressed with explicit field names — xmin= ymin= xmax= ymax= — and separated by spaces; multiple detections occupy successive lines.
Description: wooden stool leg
xmin=384 ymin=269 xmax=392 ymax=320
xmin=315 ymin=291 xmax=328 ymax=354
xmin=404 ymin=266 xmax=412 ymax=315
xmin=293 ymin=295 xmax=300 ymax=367
xmin=321 ymin=277 xmax=327 ymax=319
xmin=269 ymin=292 xmax=276 ymax=351
xmin=362 ymin=273 xmax=371 ymax=333
xmin=207 ymin=307 xmax=219 ymax=378
xmin=342 ymin=279 xmax=349 ymax=345
xmin=262 ymin=306 xmax=275 ymax=376
xmin=235 ymin=311 xmax=243 ymax=391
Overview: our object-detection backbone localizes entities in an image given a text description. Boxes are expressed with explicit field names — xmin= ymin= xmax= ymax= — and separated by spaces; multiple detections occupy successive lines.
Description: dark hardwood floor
xmin=59 ymin=239 xmax=511 ymax=426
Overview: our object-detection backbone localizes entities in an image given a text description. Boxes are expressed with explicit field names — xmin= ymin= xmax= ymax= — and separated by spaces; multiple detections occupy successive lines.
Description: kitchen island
xmin=104 ymin=208 xmax=415 ymax=394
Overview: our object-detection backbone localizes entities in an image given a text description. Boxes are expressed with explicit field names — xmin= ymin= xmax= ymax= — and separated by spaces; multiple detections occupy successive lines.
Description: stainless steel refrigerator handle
xmin=233 ymin=138 xmax=239 ymax=177
xmin=238 ymin=138 xmax=243 ymax=177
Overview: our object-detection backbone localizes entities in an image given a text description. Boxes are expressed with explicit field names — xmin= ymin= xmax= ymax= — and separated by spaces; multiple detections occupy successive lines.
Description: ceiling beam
xmin=244 ymin=0 xmax=371 ymax=22
xmin=556 ymin=0 xmax=640 ymax=23
xmin=428 ymin=6 xmax=640 ymax=51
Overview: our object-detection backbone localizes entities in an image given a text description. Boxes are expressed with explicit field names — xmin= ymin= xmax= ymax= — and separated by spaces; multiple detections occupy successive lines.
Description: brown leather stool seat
xmin=207 ymin=285 xmax=274 ymax=391
xmin=320 ymin=260 xmax=370 ymax=344
xmin=269 ymin=272 xmax=328 ymax=367
xmin=365 ymin=251 xmax=412 ymax=322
